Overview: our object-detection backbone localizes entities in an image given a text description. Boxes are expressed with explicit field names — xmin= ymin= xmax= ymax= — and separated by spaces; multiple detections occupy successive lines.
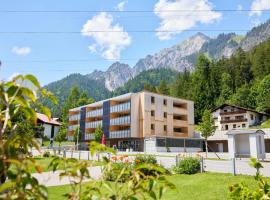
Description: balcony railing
xmin=110 ymin=129 xmax=131 ymax=139
xmin=110 ymin=102 xmax=130 ymax=113
xmin=69 ymin=114 xmax=80 ymax=121
xmin=68 ymin=125 xmax=79 ymax=131
xmin=220 ymin=110 xmax=246 ymax=115
xmin=220 ymin=118 xmax=248 ymax=124
xmin=85 ymin=120 xmax=102 ymax=129
xmin=110 ymin=116 xmax=131 ymax=126
xmin=86 ymin=108 xmax=103 ymax=118
xmin=85 ymin=133 xmax=95 ymax=140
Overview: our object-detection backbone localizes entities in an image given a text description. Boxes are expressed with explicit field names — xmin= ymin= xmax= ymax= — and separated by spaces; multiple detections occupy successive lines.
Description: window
xmin=225 ymin=117 xmax=230 ymax=120
xmin=173 ymin=128 xmax=182 ymax=133
xmin=224 ymin=109 xmax=227 ymax=112
xmin=151 ymin=124 xmax=155 ymax=130
xmin=151 ymin=96 xmax=155 ymax=104
xmin=164 ymin=125 xmax=167 ymax=131
xmin=242 ymin=124 xmax=246 ymax=128
xmin=233 ymin=124 xmax=236 ymax=128
xmin=163 ymin=99 xmax=167 ymax=105
xmin=164 ymin=112 xmax=167 ymax=118
xmin=236 ymin=115 xmax=244 ymax=120
xmin=225 ymin=125 xmax=228 ymax=130
xmin=250 ymin=114 xmax=254 ymax=120
xmin=151 ymin=110 xmax=155 ymax=117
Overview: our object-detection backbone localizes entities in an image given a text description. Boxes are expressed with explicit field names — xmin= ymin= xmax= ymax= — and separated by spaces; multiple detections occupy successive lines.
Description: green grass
xmin=47 ymin=173 xmax=258 ymax=200
xmin=42 ymin=141 xmax=75 ymax=147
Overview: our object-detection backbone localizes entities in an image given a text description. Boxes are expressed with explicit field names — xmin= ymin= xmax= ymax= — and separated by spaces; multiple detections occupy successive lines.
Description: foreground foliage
xmin=229 ymin=158 xmax=270 ymax=199
xmin=173 ymin=157 xmax=201 ymax=175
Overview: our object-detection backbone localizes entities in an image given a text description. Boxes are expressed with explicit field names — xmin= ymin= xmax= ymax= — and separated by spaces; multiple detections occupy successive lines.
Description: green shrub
xmin=133 ymin=154 xmax=168 ymax=177
xmin=43 ymin=151 xmax=50 ymax=157
xmin=134 ymin=154 xmax=157 ymax=165
xmin=174 ymin=157 xmax=200 ymax=174
xmin=103 ymin=162 xmax=131 ymax=182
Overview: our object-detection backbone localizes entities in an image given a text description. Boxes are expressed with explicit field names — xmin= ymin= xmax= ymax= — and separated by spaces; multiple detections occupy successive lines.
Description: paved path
xmin=32 ymin=166 xmax=102 ymax=187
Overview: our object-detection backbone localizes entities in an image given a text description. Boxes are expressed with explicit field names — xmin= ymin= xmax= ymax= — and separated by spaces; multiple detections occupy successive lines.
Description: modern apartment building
xmin=68 ymin=91 xmax=201 ymax=152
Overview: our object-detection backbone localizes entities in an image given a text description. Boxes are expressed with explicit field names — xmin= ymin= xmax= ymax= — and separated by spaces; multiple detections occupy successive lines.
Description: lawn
xmin=47 ymin=172 xmax=258 ymax=200
xmin=42 ymin=141 xmax=75 ymax=147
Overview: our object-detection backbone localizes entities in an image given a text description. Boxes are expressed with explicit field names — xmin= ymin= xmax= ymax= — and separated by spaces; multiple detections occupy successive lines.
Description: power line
xmin=0 ymin=29 xmax=251 ymax=34
xmin=0 ymin=9 xmax=270 ymax=13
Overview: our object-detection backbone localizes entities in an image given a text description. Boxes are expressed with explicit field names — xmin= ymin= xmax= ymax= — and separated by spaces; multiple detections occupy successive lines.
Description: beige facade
xmin=68 ymin=91 xmax=195 ymax=150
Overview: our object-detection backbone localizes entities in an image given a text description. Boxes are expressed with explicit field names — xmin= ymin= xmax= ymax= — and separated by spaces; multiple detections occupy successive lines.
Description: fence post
xmin=175 ymin=155 xmax=178 ymax=166
xmin=71 ymin=150 xmax=73 ymax=158
xmin=88 ymin=151 xmax=90 ymax=160
xmin=200 ymin=156 xmax=204 ymax=173
xmin=232 ymin=158 xmax=236 ymax=176
xmin=79 ymin=151 xmax=81 ymax=160
xmin=63 ymin=148 xmax=66 ymax=158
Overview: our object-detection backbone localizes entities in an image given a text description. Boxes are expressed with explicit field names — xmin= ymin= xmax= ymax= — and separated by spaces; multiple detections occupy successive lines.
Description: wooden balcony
xmin=220 ymin=118 xmax=248 ymax=124
xmin=173 ymin=119 xmax=188 ymax=127
xmin=69 ymin=110 xmax=80 ymax=115
xmin=220 ymin=110 xmax=246 ymax=115
xmin=69 ymin=120 xmax=78 ymax=125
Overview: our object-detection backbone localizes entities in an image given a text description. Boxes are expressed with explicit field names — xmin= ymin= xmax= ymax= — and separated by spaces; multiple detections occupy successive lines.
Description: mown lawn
xmin=47 ymin=172 xmax=258 ymax=200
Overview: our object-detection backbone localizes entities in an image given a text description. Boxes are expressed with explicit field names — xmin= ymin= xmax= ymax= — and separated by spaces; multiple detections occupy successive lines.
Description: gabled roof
xmin=36 ymin=113 xmax=61 ymax=126
xmin=212 ymin=103 xmax=270 ymax=116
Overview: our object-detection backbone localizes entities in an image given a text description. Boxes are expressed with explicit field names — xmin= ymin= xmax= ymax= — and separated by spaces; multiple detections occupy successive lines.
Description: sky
xmin=1 ymin=0 xmax=270 ymax=86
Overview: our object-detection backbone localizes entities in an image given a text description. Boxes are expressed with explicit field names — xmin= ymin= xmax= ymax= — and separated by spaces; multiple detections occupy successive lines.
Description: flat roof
xmin=226 ymin=129 xmax=265 ymax=135
xmin=69 ymin=91 xmax=193 ymax=111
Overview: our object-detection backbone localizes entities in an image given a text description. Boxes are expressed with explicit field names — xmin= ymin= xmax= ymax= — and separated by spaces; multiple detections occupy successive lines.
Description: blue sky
xmin=1 ymin=0 xmax=270 ymax=85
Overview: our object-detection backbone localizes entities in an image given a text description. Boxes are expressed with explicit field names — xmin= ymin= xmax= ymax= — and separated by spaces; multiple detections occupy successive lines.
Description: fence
xmin=34 ymin=148 xmax=270 ymax=177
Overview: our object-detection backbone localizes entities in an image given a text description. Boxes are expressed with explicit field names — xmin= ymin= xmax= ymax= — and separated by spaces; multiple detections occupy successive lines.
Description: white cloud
xmin=81 ymin=12 xmax=131 ymax=60
xmin=250 ymin=0 xmax=270 ymax=16
xmin=237 ymin=4 xmax=243 ymax=11
xmin=116 ymin=1 xmax=128 ymax=11
xmin=12 ymin=46 xmax=31 ymax=56
xmin=154 ymin=0 xmax=222 ymax=40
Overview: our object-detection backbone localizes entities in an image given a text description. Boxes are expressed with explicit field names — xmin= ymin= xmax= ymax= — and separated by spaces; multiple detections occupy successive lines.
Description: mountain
xmin=132 ymin=32 xmax=210 ymax=76
xmin=44 ymin=73 xmax=110 ymax=102
xmin=113 ymin=68 xmax=177 ymax=96
xmin=87 ymin=62 xmax=133 ymax=91
xmin=43 ymin=18 xmax=270 ymax=106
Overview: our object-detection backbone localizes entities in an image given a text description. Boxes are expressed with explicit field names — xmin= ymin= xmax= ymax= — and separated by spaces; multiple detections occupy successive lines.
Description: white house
xmin=36 ymin=113 xmax=61 ymax=139
xmin=212 ymin=104 xmax=269 ymax=131
xmin=207 ymin=104 xmax=270 ymax=154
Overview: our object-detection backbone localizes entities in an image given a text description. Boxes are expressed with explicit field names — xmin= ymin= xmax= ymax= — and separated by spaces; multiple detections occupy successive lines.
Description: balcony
xmin=85 ymin=133 xmax=95 ymax=140
xmin=68 ymin=125 xmax=79 ymax=131
xmin=110 ymin=129 xmax=131 ymax=139
xmin=173 ymin=107 xmax=188 ymax=115
xmin=220 ymin=110 xmax=246 ymax=115
xmin=86 ymin=108 xmax=103 ymax=118
xmin=110 ymin=116 xmax=131 ymax=126
xmin=69 ymin=114 xmax=80 ymax=121
xmin=173 ymin=119 xmax=188 ymax=126
xmin=220 ymin=118 xmax=248 ymax=124
xmin=110 ymin=102 xmax=130 ymax=113
xmin=85 ymin=120 xmax=102 ymax=129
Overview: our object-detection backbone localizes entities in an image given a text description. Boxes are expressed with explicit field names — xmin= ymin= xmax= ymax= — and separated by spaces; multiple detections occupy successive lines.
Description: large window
xmin=151 ymin=124 xmax=155 ymax=130
xmin=151 ymin=110 xmax=155 ymax=117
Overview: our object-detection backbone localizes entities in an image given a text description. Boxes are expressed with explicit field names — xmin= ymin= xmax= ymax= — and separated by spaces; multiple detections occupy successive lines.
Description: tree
xmin=73 ymin=126 xmax=81 ymax=150
xmin=216 ymin=73 xmax=233 ymax=106
xmin=94 ymin=125 xmax=103 ymax=143
xmin=0 ymin=74 xmax=55 ymax=198
xmin=143 ymin=83 xmax=156 ymax=93
xmin=54 ymin=122 xmax=67 ymax=152
xmin=156 ymin=80 xmax=169 ymax=95
xmin=256 ymin=74 xmax=270 ymax=113
xmin=198 ymin=110 xmax=216 ymax=158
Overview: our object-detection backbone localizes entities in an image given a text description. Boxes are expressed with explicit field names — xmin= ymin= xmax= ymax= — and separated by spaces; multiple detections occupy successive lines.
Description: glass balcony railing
xmin=110 ymin=116 xmax=131 ymax=125
xmin=68 ymin=125 xmax=79 ymax=131
xmin=110 ymin=102 xmax=130 ymax=113
xmin=85 ymin=133 xmax=95 ymax=140
xmin=69 ymin=114 xmax=80 ymax=121
xmin=110 ymin=129 xmax=131 ymax=139
xmin=86 ymin=108 xmax=103 ymax=118
xmin=85 ymin=120 xmax=102 ymax=128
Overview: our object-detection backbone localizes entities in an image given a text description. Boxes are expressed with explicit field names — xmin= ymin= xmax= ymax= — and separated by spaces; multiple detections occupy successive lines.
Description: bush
xmin=43 ymin=151 xmax=50 ymax=157
xmin=134 ymin=154 xmax=157 ymax=165
xmin=103 ymin=162 xmax=131 ymax=182
xmin=174 ymin=157 xmax=200 ymax=174
xmin=133 ymin=154 xmax=168 ymax=177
